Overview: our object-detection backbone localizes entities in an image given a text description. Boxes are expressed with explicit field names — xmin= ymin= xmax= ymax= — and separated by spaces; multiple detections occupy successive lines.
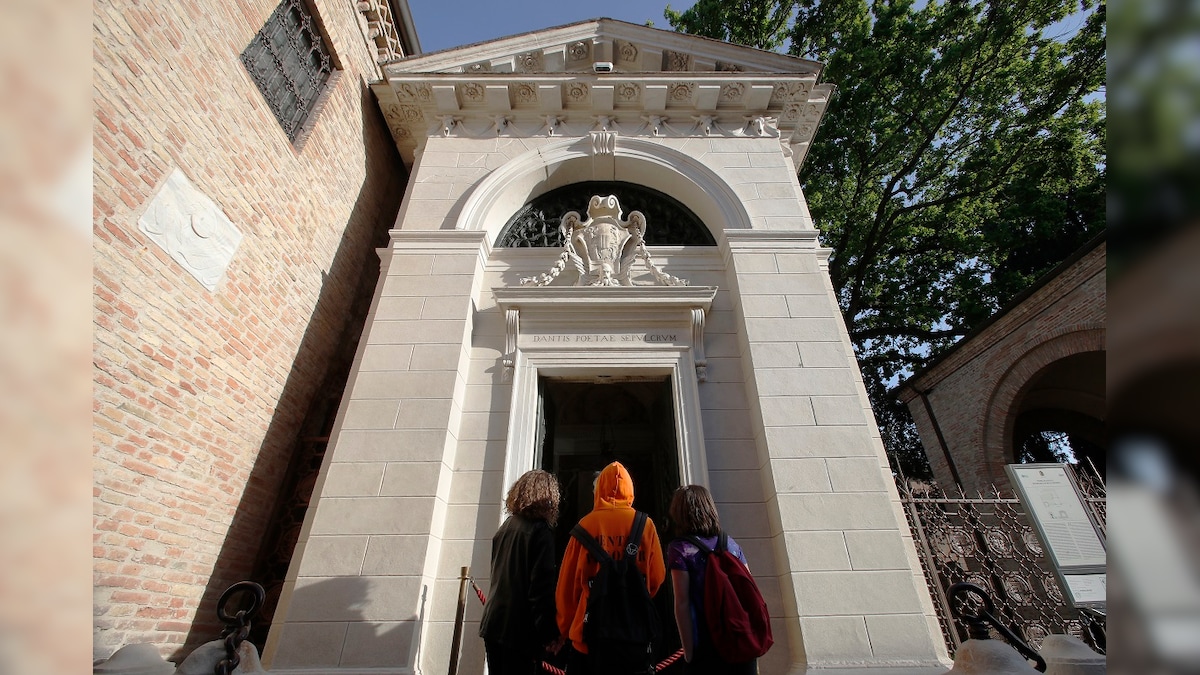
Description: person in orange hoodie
xmin=556 ymin=461 xmax=666 ymax=675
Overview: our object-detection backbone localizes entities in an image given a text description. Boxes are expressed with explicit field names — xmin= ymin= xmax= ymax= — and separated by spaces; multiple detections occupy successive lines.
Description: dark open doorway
xmin=538 ymin=375 xmax=684 ymax=667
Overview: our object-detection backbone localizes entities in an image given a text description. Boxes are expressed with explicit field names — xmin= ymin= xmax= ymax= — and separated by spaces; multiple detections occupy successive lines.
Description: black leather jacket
xmin=478 ymin=514 xmax=560 ymax=653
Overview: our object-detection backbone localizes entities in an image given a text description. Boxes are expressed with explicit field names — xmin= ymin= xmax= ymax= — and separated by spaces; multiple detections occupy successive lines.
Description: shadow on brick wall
xmin=172 ymin=79 xmax=408 ymax=661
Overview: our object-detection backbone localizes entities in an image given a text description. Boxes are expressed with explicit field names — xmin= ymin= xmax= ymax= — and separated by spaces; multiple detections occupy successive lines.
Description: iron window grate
xmin=241 ymin=0 xmax=334 ymax=143
xmin=496 ymin=181 xmax=717 ymax=248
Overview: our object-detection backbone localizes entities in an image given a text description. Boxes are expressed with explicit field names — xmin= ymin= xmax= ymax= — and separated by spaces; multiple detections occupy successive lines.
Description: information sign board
xmin=1006 ymin=463 xmax=1106 ymax=608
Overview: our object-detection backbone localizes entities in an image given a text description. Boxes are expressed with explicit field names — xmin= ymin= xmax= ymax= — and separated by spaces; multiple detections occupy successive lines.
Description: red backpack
xmin=686 ymin=533 xmax=773 ymax=663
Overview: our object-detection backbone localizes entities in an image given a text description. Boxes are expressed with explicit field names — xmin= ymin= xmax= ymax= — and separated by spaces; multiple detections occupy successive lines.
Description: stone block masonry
xmin=93 ymin=0 xmax=409 ymax=661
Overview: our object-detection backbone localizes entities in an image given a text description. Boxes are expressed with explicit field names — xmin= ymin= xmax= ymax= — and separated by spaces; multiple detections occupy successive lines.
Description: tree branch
xmin=850 ymin=325 xmax=969 ymax=342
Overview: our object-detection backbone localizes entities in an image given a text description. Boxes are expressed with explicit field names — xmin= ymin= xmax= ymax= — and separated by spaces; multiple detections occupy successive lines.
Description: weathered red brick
xmin=94 ymin=0 xmax=409 ymax=661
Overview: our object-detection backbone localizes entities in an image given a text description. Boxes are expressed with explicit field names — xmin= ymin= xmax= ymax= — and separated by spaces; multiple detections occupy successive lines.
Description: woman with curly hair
xmin=479 ymin=469 xmax=564 ymax=674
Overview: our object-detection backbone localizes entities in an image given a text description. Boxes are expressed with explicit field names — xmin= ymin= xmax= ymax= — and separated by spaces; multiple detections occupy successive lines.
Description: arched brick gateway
xmin=897 ymin=236 xmax=1105 ymax=493
xmin=979 ymin=325 xmax=1105 ymax=487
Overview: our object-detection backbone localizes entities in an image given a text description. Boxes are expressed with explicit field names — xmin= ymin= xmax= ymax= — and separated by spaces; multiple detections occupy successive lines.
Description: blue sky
xmin=407 ymin=1 xmax=1095 ymax=57
xmin=407 ymin=0 xmax=697 ymax=54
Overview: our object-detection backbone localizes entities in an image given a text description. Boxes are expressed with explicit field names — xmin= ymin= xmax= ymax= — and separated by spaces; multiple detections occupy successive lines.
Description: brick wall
xmin=93 ymin=0 xmax=408 ymax=661
xmin=899 ymin=242 xmax=1107 ymax=492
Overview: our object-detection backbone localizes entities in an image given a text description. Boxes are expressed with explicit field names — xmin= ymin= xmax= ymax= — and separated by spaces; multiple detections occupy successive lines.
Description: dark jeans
xmin=484 ymin=638 xmax=541 ymax=675
xmin=684 ymin=639 xmax=757 ymax=675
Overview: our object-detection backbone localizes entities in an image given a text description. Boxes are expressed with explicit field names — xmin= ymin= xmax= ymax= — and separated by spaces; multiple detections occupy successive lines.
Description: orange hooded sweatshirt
xmin=555 ymin=461 xmax=666 ymax=654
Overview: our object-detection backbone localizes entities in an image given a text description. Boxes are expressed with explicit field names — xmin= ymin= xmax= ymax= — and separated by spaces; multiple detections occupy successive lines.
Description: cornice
xmin=382 ymin=229 xmax=490 ymax=255
xmin=371 ymin=19 xmax=833 ymax=174
xmin=723 ymin=229 xmax=822 ymax=248
xmin=372 ymin=72 xmax=833 ymax=173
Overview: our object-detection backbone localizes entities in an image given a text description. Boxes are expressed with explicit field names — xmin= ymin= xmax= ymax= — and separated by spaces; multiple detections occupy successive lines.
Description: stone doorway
xmin=537 ymin=376 xmax=680 ymax=557
xmin=537 ymin=375 xmax=684 ymax=667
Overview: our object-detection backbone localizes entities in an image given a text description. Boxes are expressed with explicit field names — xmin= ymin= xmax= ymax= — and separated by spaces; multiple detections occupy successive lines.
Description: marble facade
xmin=262 ymin=19 xmax=948 ymax=675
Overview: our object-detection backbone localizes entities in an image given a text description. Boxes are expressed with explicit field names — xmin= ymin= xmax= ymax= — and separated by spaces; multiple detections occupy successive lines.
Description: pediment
xmin=387 ymin=18 xmax=823 ymax=76
xmin=373 ymin=18 xmax=834 ymax=173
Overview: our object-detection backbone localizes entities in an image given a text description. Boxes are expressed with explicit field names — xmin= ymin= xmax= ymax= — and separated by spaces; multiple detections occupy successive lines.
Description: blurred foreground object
xmin=1108 ymin=0 xmax=1200 ymax=671
xmin=0 ymin=0 xmax=93 ymax=671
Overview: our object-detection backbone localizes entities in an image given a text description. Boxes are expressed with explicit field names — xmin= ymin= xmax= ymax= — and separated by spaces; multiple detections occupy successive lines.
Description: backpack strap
xmin=717 ymin=531 xmax=729 ymax=554
xmin=683 ymin=535 xmax=713 ymax=556
xmin=571 ymin=511 xmax=648 ymax=567
xmin=571 ymin=523 xmax=612 ymax=565
xmin=624 ymin=511 xmax=648 ymax=560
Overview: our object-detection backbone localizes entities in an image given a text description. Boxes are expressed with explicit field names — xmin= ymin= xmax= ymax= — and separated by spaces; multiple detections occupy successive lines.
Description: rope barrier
xmin=468 ymin=576 xmax=684 ymax=673
xmin=469 ymin=577 xmax=486 ymax=607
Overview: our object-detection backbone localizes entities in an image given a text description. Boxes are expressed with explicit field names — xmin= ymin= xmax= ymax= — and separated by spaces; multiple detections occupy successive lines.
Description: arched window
xmin=495 ymin=181 xmax=717 ymax=248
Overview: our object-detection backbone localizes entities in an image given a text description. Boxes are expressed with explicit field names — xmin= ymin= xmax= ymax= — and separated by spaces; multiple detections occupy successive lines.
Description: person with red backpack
xmin=667 ymin=485 xmax=773 ymax=675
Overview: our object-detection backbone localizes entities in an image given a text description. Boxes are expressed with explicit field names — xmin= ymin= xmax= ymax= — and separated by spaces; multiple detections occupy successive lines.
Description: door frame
xmin=495 ymin=286 xmax=716 ymax=513
xmin=503 ymin=350 xmax=709 ymax=506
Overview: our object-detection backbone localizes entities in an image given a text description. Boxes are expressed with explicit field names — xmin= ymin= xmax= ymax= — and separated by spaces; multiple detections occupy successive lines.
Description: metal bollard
xmin=447 ymin=566 xmax=470 ymax=675
xmin=1041 ymin=634 xmax=1106 ymax=675
xmin=948 ymin=582 xmax=1046 ymax=672
xmin=214 ymin=581 xmax=266 ymax=675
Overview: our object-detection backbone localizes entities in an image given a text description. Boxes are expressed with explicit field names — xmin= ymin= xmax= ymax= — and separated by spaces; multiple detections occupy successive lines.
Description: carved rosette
xmin=513 ymin=83 xmax=538 ymax=105
xmin=516 ymin=51 xmax=543 ymax=73
xmin=790 ymin=99 xmax=827 ymax=144
xmin=460 ymin=82 xmax=484 ymax=102
xmin=616 ymin=82 xmax=640 ymax=103
xmin=616 ymin=41 xmax=639 ymax=64
xmin=565 ymin=82 xmax=589 ymax=102
xmin=396 ymin=83 xmax=432 ymax=102
xmin=663 ymin=50 xmax=692 ymax=71
xmin=770 ymin=81 xmax=807 ymax=105
xmin=381 ymin=103 xmax=403 ymax=126
xmin=669 ymin=83 xmax=695 ymax=103
xmin=567 ymin=41 xmax=590 ymax=63
xmin=383 ymin=103 xmax=421 ymax=141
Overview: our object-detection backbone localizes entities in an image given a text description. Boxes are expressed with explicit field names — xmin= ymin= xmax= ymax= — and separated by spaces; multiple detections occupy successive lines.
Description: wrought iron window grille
xmin=241 ymin=0 xmax=338 ymax=145
xmin=496 ymin=181 xmax=717 ymax=248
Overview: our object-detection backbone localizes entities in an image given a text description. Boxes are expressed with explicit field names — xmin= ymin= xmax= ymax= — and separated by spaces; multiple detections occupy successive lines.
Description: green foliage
xmin=1017 ymin=430 xmax=1080 ymax=464
xmin=668 ymin=0 xmax=1106 ymax=478
xmin=665 ymin=0 xmax=797 ymax=52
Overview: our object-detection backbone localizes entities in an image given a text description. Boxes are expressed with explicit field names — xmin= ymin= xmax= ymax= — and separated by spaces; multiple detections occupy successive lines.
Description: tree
xmin=667 ymin=0 xmax=1106 ymax=478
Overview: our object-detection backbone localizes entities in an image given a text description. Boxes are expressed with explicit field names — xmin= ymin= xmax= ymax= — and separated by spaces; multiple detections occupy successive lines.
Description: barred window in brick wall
xmin=241 ymin=0 xmax=335 ymax=143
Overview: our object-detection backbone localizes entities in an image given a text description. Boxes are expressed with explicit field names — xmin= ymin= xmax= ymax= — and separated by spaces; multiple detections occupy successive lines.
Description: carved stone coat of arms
xmin=520 ymin=194 xmax=688 ymax=287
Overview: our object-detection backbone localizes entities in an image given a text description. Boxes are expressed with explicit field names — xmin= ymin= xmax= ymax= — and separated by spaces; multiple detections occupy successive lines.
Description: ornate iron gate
xmin=898 ymin=463 xmax=1106 ymax=655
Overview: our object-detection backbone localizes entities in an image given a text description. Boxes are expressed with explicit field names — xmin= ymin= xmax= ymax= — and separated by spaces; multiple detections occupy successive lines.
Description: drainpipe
xmin=915 ymin=387 xmax=963 ymax=489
